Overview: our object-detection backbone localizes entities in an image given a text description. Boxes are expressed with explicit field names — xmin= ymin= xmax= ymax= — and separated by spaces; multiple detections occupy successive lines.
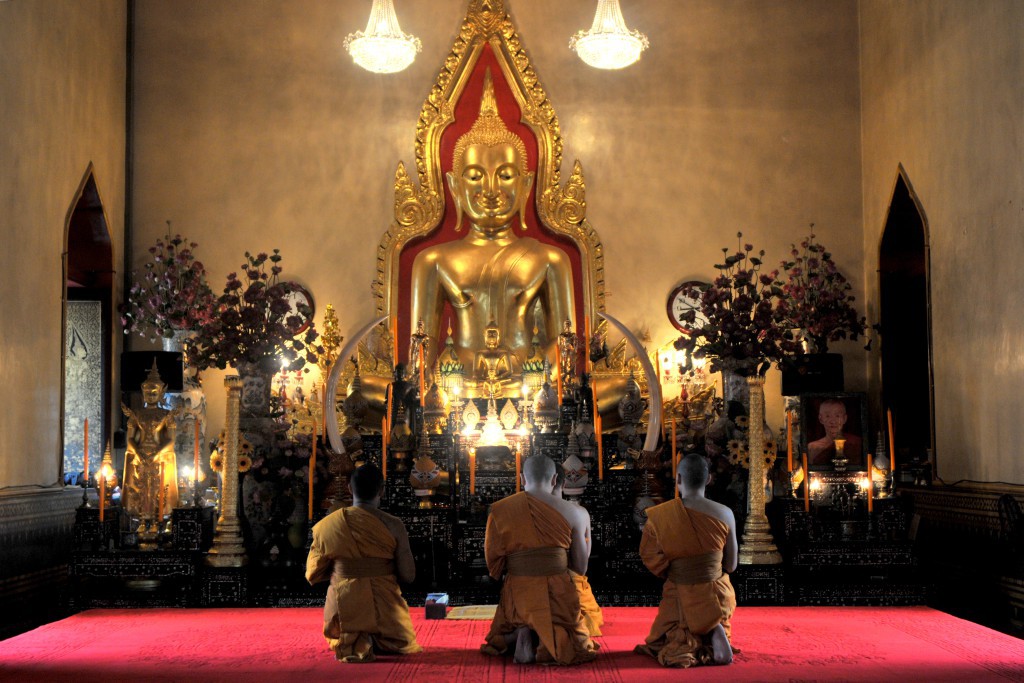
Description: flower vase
xmin=738 ymin=375 xmax=782 ymax=564
xmin=235 ymin=360 xmax=274 ymax=418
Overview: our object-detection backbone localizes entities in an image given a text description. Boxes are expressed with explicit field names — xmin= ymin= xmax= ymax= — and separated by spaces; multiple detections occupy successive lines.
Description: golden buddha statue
xmin=121 ymin=360 xmax=181 ymax=542
xmin=410 ymin=69 xmax=575 ymax=393
xmin=473 ymin=321 xmax=514 ymax=398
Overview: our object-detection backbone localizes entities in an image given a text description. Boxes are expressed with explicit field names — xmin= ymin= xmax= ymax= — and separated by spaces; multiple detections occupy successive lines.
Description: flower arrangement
xmin=121 ymin=230 xmax=216 ymax=340
xmin=778 ymin=229 xmax=867 ymax=353
xmin=190 ymin=250 xmax=324 ymax=372
xmin=674 ymin=233 xmax=800 ymax=376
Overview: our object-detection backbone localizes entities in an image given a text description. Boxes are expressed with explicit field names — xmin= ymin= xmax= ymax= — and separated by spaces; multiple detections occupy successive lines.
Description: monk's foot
xmin=709 ymin=624 xmax=733 ymax=665
xmin=512 ymin=627 xmax=537 ymax=664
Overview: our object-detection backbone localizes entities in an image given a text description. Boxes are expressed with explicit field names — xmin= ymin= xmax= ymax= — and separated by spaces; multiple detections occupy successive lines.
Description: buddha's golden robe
xmin=634 ymin=499 xmax=736 ymax=668
xmin=571 ymin=571 xmax=604 ymax=637
xmin=482 ymin=492 xmax=598 ymax=665
xmin=305 ymin=506 xmax=422 ymax=662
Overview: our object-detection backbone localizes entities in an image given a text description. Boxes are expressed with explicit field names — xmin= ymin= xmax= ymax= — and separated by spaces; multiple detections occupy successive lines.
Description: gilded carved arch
xmin=372 ymin=0 xmax=605 ymax=341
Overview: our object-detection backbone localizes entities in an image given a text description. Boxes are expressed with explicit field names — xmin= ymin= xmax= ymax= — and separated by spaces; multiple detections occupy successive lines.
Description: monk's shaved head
xmin=522 ymin=455 xmax=556 ymax=485
xmin=678 ymin=453 xmax=709 ymax=490
xmin=351 ymin=463 xmax=383 ymax=501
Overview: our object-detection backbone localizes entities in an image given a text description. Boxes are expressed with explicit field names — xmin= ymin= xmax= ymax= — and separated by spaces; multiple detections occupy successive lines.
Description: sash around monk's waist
xmin=333 ymin=557 xmax=395 ymax=579
xmin=666 ymin=551 xmax=724 ymax=585
xmin=507 ymin=547 xmax=568 ymax=576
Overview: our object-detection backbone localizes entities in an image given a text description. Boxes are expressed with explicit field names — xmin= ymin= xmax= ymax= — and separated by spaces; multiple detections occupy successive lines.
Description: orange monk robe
xmin=635 ymin=499 xmax=736 ymax=668
xmin=306 ymin=506 xmax=422 ymax=662
xmin=482 ymin=492 xmax=598 ymax=665
xmin=570 ymin=571 xmax=604 ymax=637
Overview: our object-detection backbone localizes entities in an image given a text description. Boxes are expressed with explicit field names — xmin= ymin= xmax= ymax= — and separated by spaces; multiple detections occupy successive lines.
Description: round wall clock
xmin=283 ymin=284 xmax=315 ymax=335
xmin=666 ymin=280 xmax=708 ymax=334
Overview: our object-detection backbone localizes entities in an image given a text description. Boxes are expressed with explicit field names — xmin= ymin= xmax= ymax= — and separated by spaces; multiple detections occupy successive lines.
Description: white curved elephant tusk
xmin=325 ymin=315 xmax=389 ymax=453
xmin=597 ymin=311 xmax=662 ymax=453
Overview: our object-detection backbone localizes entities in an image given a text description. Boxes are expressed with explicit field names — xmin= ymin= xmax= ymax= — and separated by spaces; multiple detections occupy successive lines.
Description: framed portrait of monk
xmin=800 ymin=393 xmax=868 ymax=471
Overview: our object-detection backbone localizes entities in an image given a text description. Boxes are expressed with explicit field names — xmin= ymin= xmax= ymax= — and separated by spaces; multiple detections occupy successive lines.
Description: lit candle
xmin=515 ymin=446 xmax=521 ymax=493
xmin=469 ymin=448 xmax=476 ymax=495
xmin=309 ymin=422 xmax=317 ymax=520
xmin=419 ymin=345 xmax=426 ymax=408
xmin=802 ymin=452 xmax=810 ymax=513
xmin=887 ymin=409 xmax=896 ymax=472
xmin=555 ymin=346 xmax=563 ymax=404
xmin=867 ymin=460 xmax=874 ymax=513
xmin=595 ymin=411 xmax=604 ymax=481
xmin=381 ymin=417 xmax=388 ymax=480
xmin=787 ymin=411 xmax=793 ymax=472
xmin=194 ymin=420 xmax=201 ymax=489
xmin=99 ymin=469 xmax=106 ymax=522
xmin=83 ymin=418 xmax=89 ymax=487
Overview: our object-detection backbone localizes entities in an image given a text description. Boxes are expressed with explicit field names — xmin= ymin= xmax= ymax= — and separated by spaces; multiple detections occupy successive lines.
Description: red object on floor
xmin=0 ymin=606 xmax=1022 ymax=682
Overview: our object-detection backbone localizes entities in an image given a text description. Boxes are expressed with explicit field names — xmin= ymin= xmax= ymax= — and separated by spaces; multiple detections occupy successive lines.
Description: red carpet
xmin=1 ymin=606 xmax=1022 ymax=682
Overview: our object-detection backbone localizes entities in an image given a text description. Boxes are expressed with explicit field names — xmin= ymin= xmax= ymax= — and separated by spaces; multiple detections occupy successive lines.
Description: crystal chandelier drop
xmin=569 ymin=0 xmax=649 ymax=70
xmin=344 ymin=0 xmax=422 ymax=74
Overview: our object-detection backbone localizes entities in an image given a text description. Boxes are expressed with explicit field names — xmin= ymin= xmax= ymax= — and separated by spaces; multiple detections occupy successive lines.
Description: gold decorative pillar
xmin=738 ymin=375 xmax=782 ymax=564
xmin=206 ymin=375 xmax=248 ymax=567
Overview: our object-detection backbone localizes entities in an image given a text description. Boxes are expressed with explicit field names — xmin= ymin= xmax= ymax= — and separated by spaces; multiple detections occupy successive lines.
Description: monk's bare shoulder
xmin=368 ymin=507 xmax=409 ymax=538
xmin=684 ymin=497 xmax=735 ymax=530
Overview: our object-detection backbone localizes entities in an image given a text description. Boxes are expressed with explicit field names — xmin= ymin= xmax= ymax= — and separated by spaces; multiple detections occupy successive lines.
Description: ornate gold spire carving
xmin=373 ymin=0 xmax=605 ymax=322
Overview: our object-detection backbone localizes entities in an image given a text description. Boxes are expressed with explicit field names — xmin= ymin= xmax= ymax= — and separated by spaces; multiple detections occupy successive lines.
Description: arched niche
xmin=878 ymin=166 xmax=935 ymax=475
xmin=61 ymin=165 xmax=114 ymax=482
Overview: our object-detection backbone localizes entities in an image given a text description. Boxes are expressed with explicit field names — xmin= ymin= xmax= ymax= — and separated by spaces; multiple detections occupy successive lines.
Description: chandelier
xmin=569 ymin=0 xmax=649 ymax=70
xmin=344 ymin=0 xmax=422 ymax=74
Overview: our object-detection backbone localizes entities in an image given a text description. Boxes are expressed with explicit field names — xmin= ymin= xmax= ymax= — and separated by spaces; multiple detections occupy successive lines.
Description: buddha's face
xmin=449 ymin=142 xmax=532 ymax=232
xmin=142 ymin=382 xmax=164 ymax=406
xmin=485 ymin=326 xmax=500 ymax=349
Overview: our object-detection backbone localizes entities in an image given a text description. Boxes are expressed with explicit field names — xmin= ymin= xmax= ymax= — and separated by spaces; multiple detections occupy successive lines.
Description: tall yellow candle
xmin=98 ymin=470 xmax=106 ymax=522
xmin=887 ymin=409 xmax=896 ymax=472
xmin=671 ymin=419 xmax=679 ymax=499
xmin=802 ymin=452 xmax=810 ymax=513
xmin=583 ymin=316 xmax=590 ymax=374
xmin=309 ymin=422 xmax=317 ymax=520
xmin=381 ymin=417 xmax=388 ymax=480
xmin=515 ymin=446 xmax=521 ymax=493
xmin=419 ymin=345 xmax=426 ymax=408
xmin=392 ymin=317 xmax=399 ymax=367
xmin=867 ymin=460 xmax=874 ymax=513
xmin=194 ymin=420 xmax=201 ymax=488
xmin=321 ymin=383 xmax=328 ymax=436
xmin=555 ymin=346 xmax=563 ymax=404
xmin=469 ymin=448 xmax=476 ymax=495
xmin=595 ymin=412 xmax=604 ymax=481
xmin=158 ymin=461 xmax=166 ymax=519
xmin=83 ymin=418 xmax=89 ymax=486
xmin=787 ymin=411 xmax=794 ymax=472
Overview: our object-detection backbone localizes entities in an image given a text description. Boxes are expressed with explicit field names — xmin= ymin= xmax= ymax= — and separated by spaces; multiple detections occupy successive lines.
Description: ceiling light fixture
xmin=344 ymin=0 xmax=422 ymax=74
xmin=570 ymin=0 xmax=649 ymax=70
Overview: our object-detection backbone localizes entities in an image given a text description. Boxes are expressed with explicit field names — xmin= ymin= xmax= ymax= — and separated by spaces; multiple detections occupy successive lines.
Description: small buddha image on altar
xmin=121 ymin=360 xmax=181 ymax=546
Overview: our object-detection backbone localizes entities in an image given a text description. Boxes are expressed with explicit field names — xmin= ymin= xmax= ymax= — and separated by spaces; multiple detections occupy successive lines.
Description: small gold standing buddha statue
xmin=121 ymin=360 xmax=181 ymax=546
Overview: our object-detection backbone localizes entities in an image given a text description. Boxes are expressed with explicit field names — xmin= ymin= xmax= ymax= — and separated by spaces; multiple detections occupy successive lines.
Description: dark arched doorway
xmin=879 ymin=167 xmax=935 ymax=477
xmin=62 ymin=166 xmax=114 ymax=482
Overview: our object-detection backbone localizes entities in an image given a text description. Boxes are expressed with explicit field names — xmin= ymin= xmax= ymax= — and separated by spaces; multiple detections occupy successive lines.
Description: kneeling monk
xmin=306 ymin=464 xmax=422 ymax=663
xmin=481 ymin=455 xmax=598 ymax=665
xmin=554 ymin=469 xmax=604 ymax=637
xmin=635 ymin=453 xmax=737 ymax=667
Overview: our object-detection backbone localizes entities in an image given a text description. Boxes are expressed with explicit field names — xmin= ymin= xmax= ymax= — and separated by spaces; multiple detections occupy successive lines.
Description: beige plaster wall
xmin=860 ymin=0 xmax=1024 ymax=484
xmin=131 ymin=1 xmax=863 ymax=442
xmin=0 ymin=1 xmax=127 ymax=488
